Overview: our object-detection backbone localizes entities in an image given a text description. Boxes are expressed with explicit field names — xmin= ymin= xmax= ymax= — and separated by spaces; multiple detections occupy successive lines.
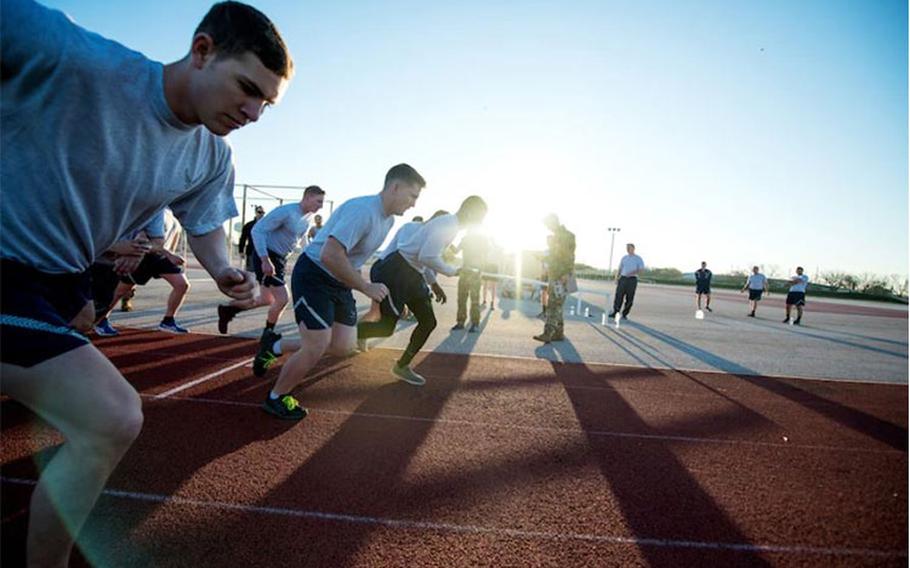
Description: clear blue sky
xmin=44 ymin=0 xmax=908 ymax=277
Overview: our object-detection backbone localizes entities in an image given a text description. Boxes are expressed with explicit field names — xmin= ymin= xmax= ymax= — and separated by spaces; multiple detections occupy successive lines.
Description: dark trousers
xmin=358 ymin=297 xmax=436 ymax=367
xmin=357 ymin=253 xmax=437 ymax=367
xmin=613 ymin=276 xmax=638 ymax=316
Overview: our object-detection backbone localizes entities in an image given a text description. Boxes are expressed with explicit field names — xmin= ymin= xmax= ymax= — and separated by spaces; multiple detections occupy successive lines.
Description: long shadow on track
xmin=621 ymin=321 xmax=908 ymax=452
xmin=543 ymin=339 xmax=773 ymax=567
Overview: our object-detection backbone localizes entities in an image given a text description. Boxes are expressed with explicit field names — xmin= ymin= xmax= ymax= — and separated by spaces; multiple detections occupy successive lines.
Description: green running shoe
xmin=253 ymin=330 xmax=282 ymax=377
xmin=262 ymin=394 xmax=308 ymax=420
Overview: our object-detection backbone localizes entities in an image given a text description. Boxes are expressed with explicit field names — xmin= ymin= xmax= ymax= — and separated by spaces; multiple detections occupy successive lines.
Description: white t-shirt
xmin=619 ymin=254 xmax=645 ymax=277
xmin=305 ymin=194 xmax=393 ymax=279
xmin=746 ymin=273 xmax=767 ymax=290
xmin=380 ymin=221 xmax=422 ymax=260
xmin=1 ymin=0 xmax=236 ymax=273
xmin=789 ymin=274 xmax=809 ymax=293
xmin=396 ymin=214 xmax=460 ymax=284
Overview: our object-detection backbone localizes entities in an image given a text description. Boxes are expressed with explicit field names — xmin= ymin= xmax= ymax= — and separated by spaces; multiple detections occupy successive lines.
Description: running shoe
xmin=357 ymin=337 xmax=369 ymax=352
xmin=94 ymin=318 xmax=119 ymax=336
xmin=468 ymin=324 xmax=479 ymax=333
xmin=793 ymin=318 xmax=801 ymax=326
xmin=253 ymin=330 xmax=282 ymax=377
xmin=782 ymin=318 xmax=790 ymax=324
xmin=158 ymin=320 xmax=189 ymax=334
xmin=262 ymin=394 xmax=308 ymax=420
xmin=451 ymin=323 xmax=465 ymax=331
xmin=217 ymin=305 xmax=238 ymax=334
xmin=705 ymin=306 xmax=713 ymax=312
xmin=392 ymin=363 xmax=426 ymax=386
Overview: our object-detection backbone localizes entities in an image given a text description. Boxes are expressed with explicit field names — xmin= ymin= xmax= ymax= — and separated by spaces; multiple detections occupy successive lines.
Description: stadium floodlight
xmin=607 ymin=227 xmax=621 ymax=280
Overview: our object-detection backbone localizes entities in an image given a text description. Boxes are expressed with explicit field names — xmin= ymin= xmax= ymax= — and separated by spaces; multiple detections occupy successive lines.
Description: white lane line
xmin=152 ymin=358 xmax=254 ymax=400
xmin=0 ymin=477 xmax=902 ymax=559
xmin=138 ymin=394 xmax=903 ymax=455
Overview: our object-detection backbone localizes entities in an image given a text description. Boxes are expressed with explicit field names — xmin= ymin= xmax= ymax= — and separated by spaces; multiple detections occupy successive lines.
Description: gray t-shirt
xmin=305 ymin=194 xmax=393 ymax=279
xmin=251 ymin=203 xmax=310 ymax=258
xmin=1 ymin=0 xmax=237 ymax=274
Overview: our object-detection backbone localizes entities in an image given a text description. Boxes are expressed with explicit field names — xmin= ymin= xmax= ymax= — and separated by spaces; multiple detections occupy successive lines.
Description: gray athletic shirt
xmin=0 ymin=0 xmax=237 ymax=274
xmin=251 ymin=203 xmax=311 ymax=258
xmin=305 ymin=194 xmax=393 ymax=280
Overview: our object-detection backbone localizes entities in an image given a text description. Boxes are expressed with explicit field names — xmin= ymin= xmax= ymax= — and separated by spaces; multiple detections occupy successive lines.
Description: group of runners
xmin=692 ymin=262 xmax=810 ymax=324
xmin=0 ymin=1 xmax=822 ymax=565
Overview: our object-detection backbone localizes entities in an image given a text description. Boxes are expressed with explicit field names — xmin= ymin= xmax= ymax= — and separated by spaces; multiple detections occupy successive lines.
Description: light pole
xmin=607 ymin=227 xmax=621 ymax=280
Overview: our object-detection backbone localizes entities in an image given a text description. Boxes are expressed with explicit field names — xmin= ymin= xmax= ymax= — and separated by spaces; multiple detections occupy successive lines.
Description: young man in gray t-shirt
xmin=0 ymin=1 xmax=293 ymax=564
xmin=253 ymin=164 xmax=425 ymax=419
xmin=217 ymin=185 xmax=325 ymax=336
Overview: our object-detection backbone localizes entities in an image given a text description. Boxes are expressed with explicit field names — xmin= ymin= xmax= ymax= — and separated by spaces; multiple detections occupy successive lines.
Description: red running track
xmin=2 ymin=329 xmax=907 ymax=567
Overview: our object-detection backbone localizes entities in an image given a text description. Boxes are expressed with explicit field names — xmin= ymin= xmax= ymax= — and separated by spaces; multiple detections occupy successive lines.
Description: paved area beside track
xmin=107 ymin=269 xmax=908 ymax=384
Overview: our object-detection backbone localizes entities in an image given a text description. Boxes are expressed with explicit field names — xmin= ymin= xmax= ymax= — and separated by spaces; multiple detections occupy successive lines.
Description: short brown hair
xmin=195 ymin=2 xmax=293 ymax=78
xmin=384 ymin=164 xmax=426 ymax=190
xmin=304 ymin=185 xmax=325 ymax=197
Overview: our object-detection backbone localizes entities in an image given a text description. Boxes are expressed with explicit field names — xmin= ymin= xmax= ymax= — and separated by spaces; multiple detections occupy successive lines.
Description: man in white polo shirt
xmin=783 ymin=266 xmax=809 ymax=325
xmin=609 ymin=243 xmax=645 ymax=320
xmin=741 ymin=265 xmax=769 ymax=317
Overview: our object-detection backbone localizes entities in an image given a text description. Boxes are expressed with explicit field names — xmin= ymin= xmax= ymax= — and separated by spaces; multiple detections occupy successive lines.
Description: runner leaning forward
xmin=253 ymin=164 xmax=425 ymax=420
xmin=0 ymin=1 xmax=293 ymax=564
xmin=357 ymin=196 xmax=488 ymax=385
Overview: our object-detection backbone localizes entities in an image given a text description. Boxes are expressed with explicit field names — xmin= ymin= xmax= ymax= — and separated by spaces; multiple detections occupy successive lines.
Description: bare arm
xmin=188 ymin=226 xmax=257 ymax=305
xmin=321 ymin=237 xmax=388 ymax=302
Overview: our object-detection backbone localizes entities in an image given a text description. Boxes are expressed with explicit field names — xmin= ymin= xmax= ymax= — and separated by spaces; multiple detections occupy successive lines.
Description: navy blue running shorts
xmin=786 ymin=291 xmax=806 ymax=306
xmin=119 ymin=252 xmax=182 ymax=286
xmin=748 ymin=289 xmax=763 ymax=301
xmin=696 ymin=284 xmax=711 ymax=295
xmin=291 ymin=255 xmax=356 ymax=330
xmin=1 ymin=259 xmax=92 ymax=367
xmin=252 ymin=249 xmax=288 ymax=288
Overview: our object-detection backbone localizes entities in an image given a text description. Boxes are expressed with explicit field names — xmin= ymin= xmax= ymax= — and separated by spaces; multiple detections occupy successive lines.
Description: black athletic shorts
xmin=696 ymin=283 xmax=711 ymax=294
xmin=291 ymin=254 xmax=356 ymax=330
xmin=0 ymin=259 xmax=92 ymax=367
xmin=252 ymin=249 xmax=288 ymax=287
xmin=120 ymin=253 xmax=182 ymax=286
xmin=786 ymin=291 xmax=806 ymax=306
xmin=370 ymin=252 xmax=430 ymax=318
xmin=748 ymin=289 xmax=763 ymax=301
xmin=91 ymin=262 xmax=121 ymax=319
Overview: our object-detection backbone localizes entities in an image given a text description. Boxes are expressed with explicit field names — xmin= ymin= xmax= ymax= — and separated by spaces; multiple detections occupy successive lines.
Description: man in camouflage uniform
xmin=534 ymin=214 xmax=575 ymax=343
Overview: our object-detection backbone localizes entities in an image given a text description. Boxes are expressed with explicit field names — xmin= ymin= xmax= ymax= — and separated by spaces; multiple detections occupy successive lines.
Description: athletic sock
xmin=272 ymin=341 xmax=282 ymax=355
xmin=265 ymin=321 xmax=276 ymax=331
xmin=269 ymin=390 xmax=283 ymax=400
xmin=161 ymin=316 xmax=175 ymax=325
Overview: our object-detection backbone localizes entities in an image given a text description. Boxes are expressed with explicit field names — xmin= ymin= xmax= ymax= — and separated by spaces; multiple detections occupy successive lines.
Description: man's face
xmin=701 ymin=262 xmax=707 ymax=269
xmin=626 ymin=244 xmax=635 ymax=254
xmin=796 ymin=267 xmax=804 ymax=275
xmin=389 ymin=181 xmax=422 ymax=215
xmin=302 ymin=193 xmax=325 ymax=215
xmin=753 ymin=267 xmax=759 ymax=274
xmin=193 ymin=48 xmax=288 ymax=136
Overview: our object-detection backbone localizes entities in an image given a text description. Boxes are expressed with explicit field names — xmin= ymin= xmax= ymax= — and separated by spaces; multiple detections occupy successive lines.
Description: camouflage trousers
xmin=543 ymin=278 xmax=567 ymax=338
xmin=456 ymin=270 xmax=482 ymax=326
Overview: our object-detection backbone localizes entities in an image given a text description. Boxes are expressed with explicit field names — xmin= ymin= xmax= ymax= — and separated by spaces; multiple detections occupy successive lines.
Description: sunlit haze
xmin=45 ymin=0 xmax=908 ymax=277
